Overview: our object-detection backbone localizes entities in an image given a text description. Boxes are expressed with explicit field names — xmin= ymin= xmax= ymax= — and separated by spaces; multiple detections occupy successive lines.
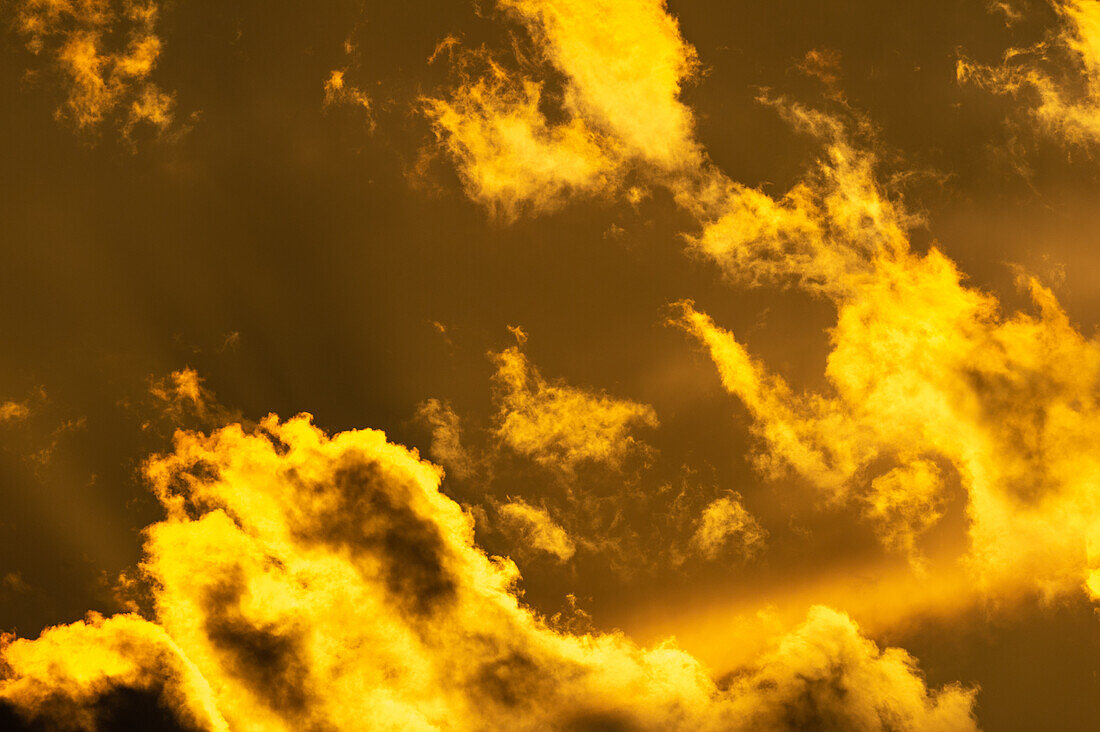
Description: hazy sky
xmin=1 ymin=1 xmax=1099 ymax=730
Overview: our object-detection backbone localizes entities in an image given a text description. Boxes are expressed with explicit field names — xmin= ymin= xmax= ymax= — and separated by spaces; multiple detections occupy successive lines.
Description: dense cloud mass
xmin=0 ymin=416 xmax=977 ymax=731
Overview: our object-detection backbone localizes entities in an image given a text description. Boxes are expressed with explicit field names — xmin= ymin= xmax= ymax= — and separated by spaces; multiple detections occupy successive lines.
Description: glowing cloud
xmin=423 ymin=0 xmax=702 ymax=218
xmin=0 ymin=415 xmax=977 ymax=731
xmin=0 ymin=400 xmax=32 ymax=424
xmin=690 ymin=492 xmax=767 ymax=561
xmin=415 ymin=398 xmax=476 ymax=480
xmin=14 ymin=0 xmax=177 ymax=139
xmin=496 ymin=497 xmax=577 ymax=561
xmin=491 ymin=333 xmax=658 ymax=473
xmin=959 ymin=0 xmax=1100 ymax=146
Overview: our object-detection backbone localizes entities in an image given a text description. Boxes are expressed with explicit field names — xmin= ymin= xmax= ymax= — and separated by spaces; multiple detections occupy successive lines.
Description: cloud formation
xmin=431 ymin=0 xmax=1100 ymax=609
xmin=0 ymin=415 xmax=977 ymax=731
xmin=690 ymin=492 xmax=767 ymax=561
xmin=14 ymin=0 xmax=177 ymax=139
xmin=496 ymin=497 xmax=577 ymax=561
xmin=959 ymin=0 xmax=1100 ymax=146
xmin=491 ymin=333 xmax=658 ymax=473
xmin=423 ymin=0 xmax=702 ymax=219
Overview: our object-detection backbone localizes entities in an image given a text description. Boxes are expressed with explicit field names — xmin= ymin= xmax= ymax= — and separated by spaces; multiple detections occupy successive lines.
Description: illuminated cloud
xmin=690 ymin=492 xmax=767 ymax=561
xmin=0 ymin=612 xmax=227 ymax=731
xmin=429 ymin=0 xmax=1100 ymax=608
xmin=423 ymin=53 xmax=621 ymax=220
xmin=676 ymin=260 xmax=1100 ymax=601
xmin=423 ymin=0 xmax=702 ymax=218
xmin=0 ymin=400 xmax=32 ymax=424
xmin=496 ymin=497 xmax=576 ymax=561
xmin=14 ymin=0 xmax=176 ymax=138
xmin=147 ymin=368 xmax=237 ymax=429
xmin=491 ymin=332 xmax=658 ymax=473
xmin=959 ymin=0 xmax=1100 ymax=146
xmin=323 ymin=69 xmax=374 ymax=129
xmin=0 ymin=415 xmax=977 ymax=730
xmin=415 ymin=397 xmax=476 ymax=480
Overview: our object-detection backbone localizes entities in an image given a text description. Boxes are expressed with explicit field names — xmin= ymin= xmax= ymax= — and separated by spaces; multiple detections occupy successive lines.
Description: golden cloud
xmin=496 ymin=497 xmax=577 ymax=562
xmin=0 ymin=415 xmax=977 ymax=731
xmin=431 ymin=0 xmax=1100 ymax=611
xmin=422 ymin=0 xmax=702 ymax=219
xmin=959 ymin=0 xmax=1100 ymax=146
xmin=490 ymin=333 xmax=659 ymax=473
xmin=690 ymin=492 xmax=767 ymax=562
xmin=15 ymin=0 xmax=177 ymax=139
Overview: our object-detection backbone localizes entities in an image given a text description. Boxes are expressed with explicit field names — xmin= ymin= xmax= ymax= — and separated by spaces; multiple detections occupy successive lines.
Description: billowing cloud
xmin=959 ymin=0 xmax=1100 ymax=146
xmin=491 ymin=331 xmax=658 ymax=473
xmin=690 ymin=492 xmax=767 ymax=561
xmin=0 ymin=415 xmax=977 ymax=731
xmin=14 ymin=0 xmax=177 ymax=139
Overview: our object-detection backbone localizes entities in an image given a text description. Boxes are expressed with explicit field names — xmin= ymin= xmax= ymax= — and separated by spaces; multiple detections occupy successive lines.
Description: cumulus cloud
xmin=13 ymin=0 xmax=177 ymax=139
xmin=490 ymin=331 xmax=658 ymax=473
xmin=0 ymin=415 xmax=977 ymax=731
xmin=959 ymin=0 xmax=1100 ymax=146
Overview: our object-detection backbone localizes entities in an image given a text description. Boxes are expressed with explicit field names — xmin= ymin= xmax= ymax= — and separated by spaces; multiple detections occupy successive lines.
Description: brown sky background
xmin=1 ymin=1 xmax=1099 ymax=730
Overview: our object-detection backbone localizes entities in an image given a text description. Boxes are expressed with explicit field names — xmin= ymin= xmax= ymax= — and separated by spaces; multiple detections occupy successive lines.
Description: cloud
xmin=0 ymin=401 xmax=32 ymax=425
xmin=690 ymin=492 xmax=767 ymax=561
xmin=491 ymin=333 xmax=658 ymax=473
xmin=14 ymin=0 xmax=177 ymax=139
xmin=147 ymin=368 xmax=240 ymax=431
xmin=496 ymin=497 xmax=577 ymax=561
xmin=415 ymin=398 xmax=476 ymax=480
xmin=323 ymin=69 xmax=374 ymax=129
xmin=429 ymin=0 xmax=1100 ymax=610
xmin=674 ymin=258 xmax=1100 ymax=600
xmin=0 ymin=415 xmax=976 ymax=731
xmin=958 ymin=0 xmax=1100 ymax=146
xmin=422 ymin=0 xmax=702 ymax=219
xmin=0 ymin=612 xmax=227 ymax=731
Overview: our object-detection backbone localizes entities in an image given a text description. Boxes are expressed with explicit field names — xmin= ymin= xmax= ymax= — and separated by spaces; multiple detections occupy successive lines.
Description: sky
xmin=0 ymin=0 xmax=1099 ymax=730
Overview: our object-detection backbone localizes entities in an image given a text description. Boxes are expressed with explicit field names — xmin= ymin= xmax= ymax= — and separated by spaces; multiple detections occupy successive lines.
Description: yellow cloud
xmin=0 ymin=415 xmax=977 ymax=730
xmin=0 ymin=400 xmax=32 ymax=424
xmin=415 ymin=397 xmax=476 ymax=480
xmin=323 ymin=69 xmax=374 ymax=129
xmin=675 ymin=258 xmax=1100 ymax=601
xmin=15 ymin=0 xmax=177 ymax=139
xmin=690 ymin=492 xmax=767 ymax=561
xmin=959 ymin=0 xmax=1100 ymax=146
xmin=491 ymin=335 xmax=658 ymax=472
xmin=423 ymin=0 xmax=702 ymax=218
xmin=496 ymin=497 xmax=577 ymax=561
xmin=430 ymin=0 xmax=1100 ymax=613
